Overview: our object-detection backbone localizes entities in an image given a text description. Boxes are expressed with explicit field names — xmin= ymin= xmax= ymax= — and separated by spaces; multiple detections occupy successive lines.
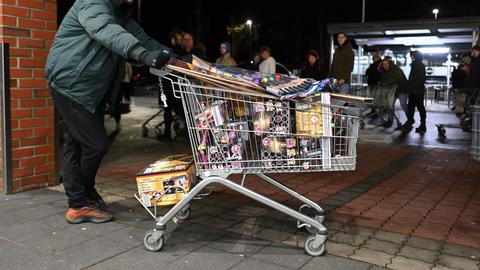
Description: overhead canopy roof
xmin=327 ymin=17 xmax=480 ymax=52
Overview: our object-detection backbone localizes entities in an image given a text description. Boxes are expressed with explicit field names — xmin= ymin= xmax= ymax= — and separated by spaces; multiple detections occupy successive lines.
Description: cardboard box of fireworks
xmin=136 ymin=154 xmax=196 ymax=207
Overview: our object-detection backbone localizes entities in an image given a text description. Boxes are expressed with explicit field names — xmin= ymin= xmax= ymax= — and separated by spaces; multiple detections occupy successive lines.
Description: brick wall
xmin=0 ymin=0 xmax=57 ymax=192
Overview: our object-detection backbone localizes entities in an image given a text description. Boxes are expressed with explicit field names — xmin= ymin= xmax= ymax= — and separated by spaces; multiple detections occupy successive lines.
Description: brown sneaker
xmin=65 ymin=206 xmax=113 ymax=224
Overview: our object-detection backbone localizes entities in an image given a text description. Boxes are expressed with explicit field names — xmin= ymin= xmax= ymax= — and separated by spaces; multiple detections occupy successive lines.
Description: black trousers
xmin=407 ymin=92 xmax=426 ymax=124
xmin=51 ymin=90 xmax=109 ymax=208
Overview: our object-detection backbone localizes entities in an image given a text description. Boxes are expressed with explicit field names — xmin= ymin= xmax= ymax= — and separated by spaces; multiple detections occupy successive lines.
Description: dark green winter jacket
xmin=330 ymin=41 xmax=355 ymax=83
xmin=46 ymin=0 xmax=169 ymax=113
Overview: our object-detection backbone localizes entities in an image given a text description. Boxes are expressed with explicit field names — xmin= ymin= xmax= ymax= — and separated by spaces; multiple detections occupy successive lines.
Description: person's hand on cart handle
xmin=140 ymin=49 xmax=172 ymax=68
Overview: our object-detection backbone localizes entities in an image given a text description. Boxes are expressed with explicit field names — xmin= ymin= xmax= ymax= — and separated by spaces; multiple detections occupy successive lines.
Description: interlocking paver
xmin=301 ymin=255 xmax=371 ymax=270
xmin=437 ymin=254 xmax=480 ymax=270
xmin=364 ymin=238 xmax=401 ymax=255
xmin=442 ymin=243 xmax=480 ymax=260
xmin=398 ymin=245 xmax=438 ymax=263
xmin=326 ymin=241 xmax=357 ymax=257
xmin=330 ymin=232 xmax=368 ymax=246
xmin=350 ymin=248 xmax=393 ymax=267
xmin=373 ymin=230 xmax=407 ymax=245
xmin=387 ymin=256 xmax=433 ymax=270
xmin=405 ymin=236 xmax=443 ymax=252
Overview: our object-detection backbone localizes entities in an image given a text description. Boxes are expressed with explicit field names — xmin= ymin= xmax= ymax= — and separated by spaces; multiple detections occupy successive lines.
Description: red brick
xmin=19 ymin=38 xmax=44 ymax=48
xmin=19 ymin=156 xmax=46 ymax=167
xmin=33 ymin=144 xmax=54 ymax=155
xmin=44 ymin=2 xmax=57 ymax=12
xmin=11 ymin=119 xmax=19 ymax=129
xmin=2 ymin=6 xmax=31 ymax=17
xmin=19 ymin=59 xmax=45 ymax=68
xmin=33 ymin=107 xmax=53 ymax=117
xmin=32 ymin=49 xmax=49 ymax=58
xmin=10 ymin=89 xmax=33 ymax=98
xmin=34 ymin=163 xmax=54 ymax=174
xmin=33 ymin=126 xmax=53 ymax=136
xmin=11 ymin=108 xmax=33 ymax=119
xmin=31 ymin=10 xmax=56 ymax=21
xmin=19 ymin=136 xmax=46 ymax=147
xmin=20 ymin=175 xmax=47 ymax=187
xmin=32 ymin=70 xmax=46 ymax=79
xmin=18 ymin=18 xmax=46 ymax=29
xmin=45 ymin=21 xmax=56 ymax=31
xmin=2 ymin=27 xmax=30 ymax=37
xmin=0 ymin=15 xmax=17 ymax=27
xmin=10 ymin=68 xmax=32 ymax=77
xmin=20 ymin=118 xmax=47 ymax=128
xmin=18 ymin=78 xmax=46 ymax=88
xmin=12 ymin=148 xmax=33 ymax=159
xmin=13 ymin=167 xmax=34 ymax=178
xmin=12 ymin=129 xmax=33 ymax=138
xmin=0 ymin=36 xmax=17 ymax=46
xmin=19 ymin=98 xmax=45 ymax=108
xmin=9 ymin=57 xmax=18 ymax=68
xmin=17 ymin=0 xmax=45 ymax=9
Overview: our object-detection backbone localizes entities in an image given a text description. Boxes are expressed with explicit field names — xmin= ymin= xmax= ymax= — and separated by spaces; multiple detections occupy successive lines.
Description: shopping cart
xmin=136 ymin=68 xmax=361 ymax=256
xmin=359 ymin=84 xmax=399 ymax=128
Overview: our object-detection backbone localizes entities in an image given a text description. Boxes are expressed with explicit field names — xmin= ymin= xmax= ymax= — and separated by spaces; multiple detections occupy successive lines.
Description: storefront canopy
xmin=327 ymin=17 xmax=480 ymax=53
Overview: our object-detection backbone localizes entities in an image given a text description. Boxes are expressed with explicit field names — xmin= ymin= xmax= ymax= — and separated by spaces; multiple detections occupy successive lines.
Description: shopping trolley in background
xmin=359 ymin=84 xmax=399 ymax=129
xmin=136 ymin=68 xmax=362 ymax=256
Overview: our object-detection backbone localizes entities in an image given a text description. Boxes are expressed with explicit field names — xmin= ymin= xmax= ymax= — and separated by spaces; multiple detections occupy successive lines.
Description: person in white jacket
xmin=259 ymin=46 xmax=276 ymax=74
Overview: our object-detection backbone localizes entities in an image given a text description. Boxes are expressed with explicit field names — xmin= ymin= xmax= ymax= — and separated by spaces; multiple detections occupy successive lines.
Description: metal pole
xmin=1 ymin=43 xmax=12 ymax=194
xmin=362 ymin=0 xmax=366 ymax=22
xmin=329 ymin=34 xmax=334 ymax=69
xmin=137 ymin=0 xmax=141 ymax=25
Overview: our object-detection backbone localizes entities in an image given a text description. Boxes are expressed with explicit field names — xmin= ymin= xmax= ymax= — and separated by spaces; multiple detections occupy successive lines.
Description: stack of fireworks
xmin=195 ymin=100 xmax=249 ymax=170
xmin=252 ymin=100 xmax=296 ymax=172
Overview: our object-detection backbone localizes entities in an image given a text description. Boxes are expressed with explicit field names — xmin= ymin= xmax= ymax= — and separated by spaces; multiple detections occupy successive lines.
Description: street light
xmin=432 ymin=8 xmax=439 ymax=20
xmin=245 ymin=19 xmax=253 ymax=60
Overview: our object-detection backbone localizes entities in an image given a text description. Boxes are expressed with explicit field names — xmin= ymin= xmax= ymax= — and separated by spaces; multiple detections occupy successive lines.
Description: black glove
xmin=140 ymin=49 xmax=171 ymax=68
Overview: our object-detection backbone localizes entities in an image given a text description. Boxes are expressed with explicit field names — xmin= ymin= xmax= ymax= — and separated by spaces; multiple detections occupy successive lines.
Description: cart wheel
xmin=142 ymin=126 xmax=149 ymax=138
xmin=304 ymin=235 xmax=326 ymax=256
xmin=175 ymin=206 xmax=191 ymax=221
xmin=154 ymin=126 xmax=163 ymax=138
xmin=144 ymin=229 xmax=164 ymax=252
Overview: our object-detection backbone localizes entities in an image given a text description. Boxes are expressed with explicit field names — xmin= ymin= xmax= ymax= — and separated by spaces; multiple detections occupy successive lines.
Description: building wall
xmin=0 ymin=0 xmax=57 ymax=192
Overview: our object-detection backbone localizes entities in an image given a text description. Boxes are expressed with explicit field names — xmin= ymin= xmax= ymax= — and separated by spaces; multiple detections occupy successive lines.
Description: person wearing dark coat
xmin=466 ymin=45 xmax=480 ymax=106
xmin=330 ymin=32 xmax=355 ymax=94
xmin=366 ymin=53 xmax=382 ymax=87
xmin=300 ymin=50 xmax=327 ymax=80
xmin=402 ymin=50 xmax=427 ymax=133
xmin=46 ymin=0 xmax=172 ymax=223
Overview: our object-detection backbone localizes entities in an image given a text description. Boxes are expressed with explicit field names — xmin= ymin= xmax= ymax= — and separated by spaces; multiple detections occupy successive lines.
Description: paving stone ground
xmin=1 ymin=106 xmax=479 ymax=270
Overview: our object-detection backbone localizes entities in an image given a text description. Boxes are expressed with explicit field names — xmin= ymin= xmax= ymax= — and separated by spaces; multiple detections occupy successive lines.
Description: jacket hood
xmin=378 ymin=59 xmax=395 ymax=73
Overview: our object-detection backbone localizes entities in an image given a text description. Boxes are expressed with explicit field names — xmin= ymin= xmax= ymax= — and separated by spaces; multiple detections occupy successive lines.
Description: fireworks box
xmin=136 ymin=154 xmax=196 ymax=207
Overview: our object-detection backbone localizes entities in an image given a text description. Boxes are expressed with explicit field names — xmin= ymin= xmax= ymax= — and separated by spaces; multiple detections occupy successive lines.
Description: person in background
xmin=216 ymin=41 xmax=236 ymax=66
xmin=112 ymin=61 xmax=133 ymax=131
xmin=181 ymin=32 xmax=206 ymax=60
xmin=377 ymin=58 xmax=407 ymax=128
xmin=300 ymin=49 xmax=327 ymax=80
xmin=330 ymin=32 xmax=354 ymax=94
xmin=366 ymin=53 xmax=382 ymax=87
xmin=160 ymin=29 xmax=187 ymax=141
xmin=169 ymin=29 xmax=185 ymax=55
xmin=466 ymin=45 xmax=480 ymax=106
xmin=402 ymin=50 xmax=427 ymax=134
xmin=259 ymin=46 xmax=276 ymax=74
xmin=46 ymin=0 xmax=172 ymax=224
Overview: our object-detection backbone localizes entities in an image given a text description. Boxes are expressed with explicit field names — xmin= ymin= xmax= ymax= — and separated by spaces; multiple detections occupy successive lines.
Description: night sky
xmin=57 ymin=0 xmax=479 ymax=68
